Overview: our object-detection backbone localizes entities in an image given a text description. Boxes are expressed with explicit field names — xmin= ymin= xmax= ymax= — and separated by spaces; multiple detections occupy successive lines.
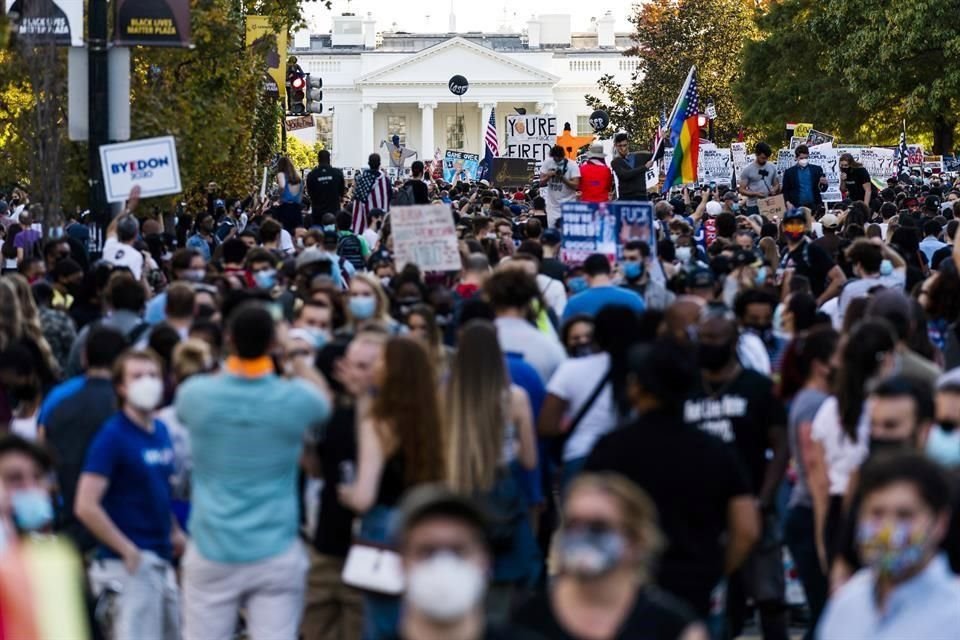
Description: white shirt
xmin=811 ymin=396 xmax=869 ymax=496
xmin=362 ymin=228 xmax=380 ymax=251
xmin=101 ymin=237 xmax=144 ymax=280
xmin=494 ymin=316 xmax=566 ymax=384
xmin=547 ymin=353 xmax=616 ymax=461
xmin=537 ymin=274 xmax=567 ymax=319
xmin=540 ymin=157 xmax=581 ymax=228
xmin=837 ymin=269 xmax=906 ymax=327
xmin=279 ymin=229 xmax=296 ymax=255
xmin=738 ymin=333 xmax=771 ymax=376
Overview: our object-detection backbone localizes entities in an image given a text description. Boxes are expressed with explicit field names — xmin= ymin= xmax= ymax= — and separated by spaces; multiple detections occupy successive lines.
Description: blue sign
xmin=560 ymin=201 xmax=656 ymax=266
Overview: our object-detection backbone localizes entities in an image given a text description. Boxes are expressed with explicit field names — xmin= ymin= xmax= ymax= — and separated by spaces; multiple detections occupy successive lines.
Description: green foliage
xmin=586 ymin=0 xmax=758 ymax=147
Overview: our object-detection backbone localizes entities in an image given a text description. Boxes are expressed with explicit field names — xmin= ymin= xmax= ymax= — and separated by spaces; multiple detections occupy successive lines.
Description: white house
xmin=290 ymin=12 xmax=638 ymax=170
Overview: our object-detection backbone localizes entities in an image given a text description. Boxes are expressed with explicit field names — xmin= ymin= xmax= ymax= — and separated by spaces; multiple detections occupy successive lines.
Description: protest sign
xmin=849 ymin=147 xmax=896 ymax=179
xmin=490 ymin=158 xmax=537 ymax=188
xmin=114 ymin=0 xmax=191 ymax=46
xmin=924 ymin=155 xmax=944 ymax=174
xmin=391 ymin=204 xmax=461 ymax=272
xmin=806 ymin=129 xmax=835 ymax=147
xmin=905 ymin=145 xmax=925 ymax=166
xmin=789 ymin=136 xmax=807 ymax=150
xmin=698 ymin=147 xmax=732 ymax=184
xmin=246 ymin=16 xmax=287 ymax=98
xmin=757 ymin=194 xmax=786 ymax=219
xmin=284 ymin=114 xmax=314 ymax=132
xmin=731 ymin=142 xmax=748 ymax=175
xmin=645 ymin=166 xmax=658 ymax=190
xmin=776 ymin=144 xmax=841 ymax=202
xmin=776 ymin=149 xmax=794 ymax=178
xmin=560 ymin=201 xmax=655 ymax=265
xmin=7 ymin=0 xmax=83 ymax=46
xmin=504 ymin=114 xmax=557 ymax=165
xmin=442 ymin=151 xmax=479 ymax=182
xmin=793 ymin=123 xmax=813 ymax=139
xmin=100 ymin=136 xmax=182 ymax=203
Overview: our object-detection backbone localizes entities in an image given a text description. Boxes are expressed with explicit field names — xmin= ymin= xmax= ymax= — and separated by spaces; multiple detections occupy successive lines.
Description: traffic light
xmin=287 ymin=67 xmax=306 ymax=115
xmin=308 ymin=76 xmax=323 ymax=114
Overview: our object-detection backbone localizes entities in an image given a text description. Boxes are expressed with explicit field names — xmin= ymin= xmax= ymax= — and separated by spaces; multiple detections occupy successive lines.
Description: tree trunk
xmin=932 ymin=114 xmax=955 ymax=156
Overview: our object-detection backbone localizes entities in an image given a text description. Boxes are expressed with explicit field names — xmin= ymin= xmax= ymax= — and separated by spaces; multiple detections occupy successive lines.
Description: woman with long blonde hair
xmin=5 ymin=274 xmax=60 ymax=383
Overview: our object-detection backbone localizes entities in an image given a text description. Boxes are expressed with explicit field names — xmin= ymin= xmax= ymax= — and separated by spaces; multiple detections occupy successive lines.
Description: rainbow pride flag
xmin=663 ymin=66 xmax=701 ymax=191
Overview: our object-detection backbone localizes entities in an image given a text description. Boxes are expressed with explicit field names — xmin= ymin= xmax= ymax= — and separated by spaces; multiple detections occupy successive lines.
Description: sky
xmin=301 ymin=0 xmax=634 ymax=35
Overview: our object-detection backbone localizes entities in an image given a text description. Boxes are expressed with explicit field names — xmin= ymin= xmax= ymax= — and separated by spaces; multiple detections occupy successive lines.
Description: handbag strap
xmin=565 ymin=369 xmax=612 ymax=437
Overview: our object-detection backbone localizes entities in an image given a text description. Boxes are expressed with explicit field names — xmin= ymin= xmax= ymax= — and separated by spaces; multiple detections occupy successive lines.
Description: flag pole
xmin=653 ymin=65 xmax=695 ymax=159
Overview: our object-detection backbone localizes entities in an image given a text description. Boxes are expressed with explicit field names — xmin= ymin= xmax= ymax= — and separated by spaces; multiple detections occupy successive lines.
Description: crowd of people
xmin=0 ymin=136 xmax=959 ymax=640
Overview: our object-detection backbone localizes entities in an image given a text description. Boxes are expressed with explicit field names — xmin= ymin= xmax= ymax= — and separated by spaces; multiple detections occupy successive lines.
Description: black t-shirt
xmin=932 ymin=244 xmax=953 ymax=271
xmin=540 ymin=257 xmax=567 ymax=281
xmin=403 ymin=179 xmax=431 ymax=205
xmin=306 ymin=165 xmax=346 ymax=217
xmin=512 ymin=586 xmax=698 ymax=639
xmin=313 ymin=403 xmax=358 ymax=558
xmin=781 ymin=240 xmax=836 ymax=298
xmin=384 ymin=624 xmax=540 ymax=640
xmin=683 ymin=368 xmax=786 ymax=496
xmin=585 ymin=410 xmax=751 ymax=616
xmin=843 ymin=166 xmax=871 ymax=202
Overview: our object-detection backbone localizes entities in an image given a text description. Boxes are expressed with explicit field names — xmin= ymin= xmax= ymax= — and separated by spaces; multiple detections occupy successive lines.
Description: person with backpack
xmin=14 ymin=208 xmax=43 ymax=267
xmin=397 ymin=160 xmax=430 ymax=206
xmin=335 ymin=210 xmax=369 ymax=272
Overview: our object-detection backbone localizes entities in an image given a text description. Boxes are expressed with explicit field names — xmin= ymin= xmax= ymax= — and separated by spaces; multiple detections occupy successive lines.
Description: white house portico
xmin=292 ymin=13 xmax=638 ymax=169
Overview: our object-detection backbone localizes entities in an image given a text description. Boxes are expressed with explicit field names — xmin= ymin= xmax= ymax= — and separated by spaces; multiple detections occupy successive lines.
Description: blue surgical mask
xmin=349 ymin=296 xmax=377 ymax=320
xmin=307 ymin=327 xmax=330 ymax=349
xmin=568 ymin=276 xmax=588 ymax=294
xmin=731 ymin=203 xmax=741 ymax=213
xmin=755 ymin=266 xmax=768 ymax=286
xmin=623 ymin=262 xmax=643 ymax=281
xmin=323 ymin=224 xmax=336 ymax=233
xmin=11 ymin=489 xmax=53 ymax=532
xmin=254 ymin=269 xmax=277 ymax=289
xmin=880 ymin=259 xmax=894 ymax=276
xmin=557 ymin=527 xmax=626 ymax=579
xmin=926 ymin=425 xmax=960 ymax=467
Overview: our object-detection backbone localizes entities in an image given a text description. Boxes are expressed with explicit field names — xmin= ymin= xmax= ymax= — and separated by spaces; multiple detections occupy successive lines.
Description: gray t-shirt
xmin=740 ymin=160 xmax=780 ymax=206
xmin=787 ymin=388 xmax=829 ymax=508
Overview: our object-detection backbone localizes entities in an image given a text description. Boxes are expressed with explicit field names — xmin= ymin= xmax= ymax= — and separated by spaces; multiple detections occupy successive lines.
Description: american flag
xmin=351 ymin=167 xmax=391 ymax=234
xmin=897 ymin=119 xmax=908 ymax=176
xmin=478 ymin=108 xmax=498 ymax=180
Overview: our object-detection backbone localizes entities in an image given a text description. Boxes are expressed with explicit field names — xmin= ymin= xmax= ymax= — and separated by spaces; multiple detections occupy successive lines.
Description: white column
xmin=536 ymin=101 xmax=555 ymax=115
xmin=361 ymin=102 xmax=377 ymax=158
xmin=419 ymin=102 xmax=436 ymax=158
xmin=479 ymin=102 xmax=495 ymax=154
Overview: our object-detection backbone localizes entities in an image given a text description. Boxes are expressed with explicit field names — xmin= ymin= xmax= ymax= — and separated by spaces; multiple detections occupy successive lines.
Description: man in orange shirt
xmin=579 ymin=143 xmax=613 ymax=203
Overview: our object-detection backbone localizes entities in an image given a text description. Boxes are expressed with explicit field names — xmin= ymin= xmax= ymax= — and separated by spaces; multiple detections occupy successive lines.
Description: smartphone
xmin=709 ymin=181 xmax=716 ymax=190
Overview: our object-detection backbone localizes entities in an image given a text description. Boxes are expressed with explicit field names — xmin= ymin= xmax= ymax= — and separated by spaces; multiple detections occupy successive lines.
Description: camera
xmin=758 ymin=169 xmax=769 ymax=177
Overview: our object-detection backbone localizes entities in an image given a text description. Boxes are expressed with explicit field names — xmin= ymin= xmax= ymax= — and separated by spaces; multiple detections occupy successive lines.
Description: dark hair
xmin=259 ymin=219 xmax=281 ymax=243
xmin=532 ymin=196 xmax=546 ymax=211
xmin=628 ymin=338 xmax=698 ymax=414
xmin=595 ymin=306 xmax=645 ymax=418
xmin=755 ymin=141 xmax=773 ymax=157
xmin=836 ymin=319 xmax=898 ymax=440
xmin=368 ymin=153 xmax=381 ymax=170
xmin=788 ymin=292 xmax=819 ymax=332
xmin=790 ymin=326 xmax=839 ymax=398
xmin=411 ymin=160 xmax=424 ymax=176
xmin=715 ymin=212 xmax=737 ymax=239
xmin=561 ymin=313 xmax=593 ymax=346
xmin=336 ymin=210 xmax=352 ymax=231
xmin=624 ymin=240 xmax=649 ymax=257
xmin=583 ymin=253 xmax=612 ymax=277
xmin=172 ymin=248 xmax=201 ymax=274
xmin=516 ymin=240 xmax=543 ymax=261
xmin=483 ymin=269 xmax=540 ymax=311
xmin=227 ymin=302 xmax=275 ymax=359
xmin=733 ymin=288 xmax=778 ymax=320
xmin=794 ymin=144 xmax=810 ymax=157
xmin=318 ymin=149 xmax=331 ymax=164
xmin=85 ymin=325 xmax=129 ymax=370
xmin=148 ymin=324 xmax=181 ymax=372
xmin=857 ymin=452 xmax=953 ymax=514
xmin=923 ymin=220 xmax=942 ymax=238
xmin=221 ymin=238 xmax=248 ymax=265
xmin=457 ymin=298 xmax=496 ymax=327
xmin=845 ymin=239 xmax=883 ymax=274
xmin=871 ymin=376 xmax=934 ymax=426
xmin=0 ymin=434 xmax=52 ymax=473
xmin=107 ymin=273 xmax=145 ymax=312
xmin=613 ymin=132 xmax=629 ymax=145
xmin=165 ymin=282 xmax=196 ymax=319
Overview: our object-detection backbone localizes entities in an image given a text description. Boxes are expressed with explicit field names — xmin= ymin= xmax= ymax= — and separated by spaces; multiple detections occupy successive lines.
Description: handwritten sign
xmin=757 ymin=194 xmax=786 ymax=220
xmin=793 ymin=123 xmax=813 ymax=139
xmin=391 ymin=204 xmax=461 ymax=272
xmin=505 ymin=114 xmax=557 ymax=165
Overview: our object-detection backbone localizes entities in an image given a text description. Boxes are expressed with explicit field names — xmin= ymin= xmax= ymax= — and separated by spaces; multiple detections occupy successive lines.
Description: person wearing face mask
xmin=513 ymin=473 xmax=706 ymax=640
xmin=185 ymin=211 xmax=219 ymax=263
xmin=930 ymin=371 xmax=960 ymax=469
xmin=836 ymin=239 xmax=906 ymax=328
xmin=0 ymin=435 xmax=56 ymax=536
xmin=734 ymin=288 xmax=787 ymax=379
xmin=347 ymin=273 xmax=402 ymax=335
xmin=74 ymin=349 xmax=183 ymax=640
xmin=780 ymin=209 xmax=847 ymax=306
xmin=738 ymin=142 xmax=781 ymax=216
xmin=561 ymin=315 xmax=594 ymax=358
xmin=383 ymin=486 xmax=532 ymax=640
xmin=782 ymin=145 xmax=828 ymax=212
xmin=818 ymin=453 xmax=960 ymax=639
xmin=684 ymin=315 xmax=790 ymax=640
xmin=144 ymin=248 xmax=205 ymax=325
xmin=619 ymin=241 xmax=675 ymax=311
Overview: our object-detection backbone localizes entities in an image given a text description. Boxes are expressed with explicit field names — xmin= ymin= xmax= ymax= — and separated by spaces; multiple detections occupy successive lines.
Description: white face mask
xmin=126 ymin=375 xmax=164 ymax=411
xmin=676 ymin=246 xmax=692 ymax=263
xmin=405 ymin=553 xmax=486 ymax=622
xmin=797 ymin=158 xmax=809 ymax=168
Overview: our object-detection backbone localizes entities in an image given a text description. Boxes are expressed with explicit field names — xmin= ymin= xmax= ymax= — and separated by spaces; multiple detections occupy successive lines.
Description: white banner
xmin=775 ymin=144 xmax=841 ymax=202
xmin=391 ymin=203 xmax=461 ymax=272
xmin=504 ymin=114 xmax=557 ymax=165
xmin=699 ymin=147 xmax=733 ymax=184
xmin=100 ymin=136 xmax=182 ymax=203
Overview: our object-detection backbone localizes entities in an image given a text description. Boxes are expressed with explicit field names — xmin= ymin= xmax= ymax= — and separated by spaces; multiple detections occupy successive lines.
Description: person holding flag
xmin=662 ymin=67 xmax=702 ymax=193
xmin=351 ymin=153 xmax=391 ymax=235
xmin=611 ymin=132 xmax=653 ymax=201
xmin=477 ymin=107 xmax=499 ymax=182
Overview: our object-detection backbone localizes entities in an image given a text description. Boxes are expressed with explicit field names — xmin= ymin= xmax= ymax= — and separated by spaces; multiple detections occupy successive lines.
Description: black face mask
xmin=9 ymin=382 xmax=39 ymax=403
xmin=698 ymin=341 xmax=735 ymax=372
xmin=868 ymin=437 xmax=911 ymax=458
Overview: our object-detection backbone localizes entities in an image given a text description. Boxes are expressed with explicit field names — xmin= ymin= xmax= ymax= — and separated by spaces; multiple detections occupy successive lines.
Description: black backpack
xmin=336 ymin=233 xmax=365 ymax=271
xmin=394 ymin=183 xmax=416 ymax=206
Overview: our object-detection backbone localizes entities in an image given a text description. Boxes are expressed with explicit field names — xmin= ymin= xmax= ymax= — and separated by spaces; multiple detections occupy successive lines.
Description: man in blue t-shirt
xmin=75 ymin=350 xmax=182 ymax=640
xmin=562 ymin=253 xmax=645 ymax=322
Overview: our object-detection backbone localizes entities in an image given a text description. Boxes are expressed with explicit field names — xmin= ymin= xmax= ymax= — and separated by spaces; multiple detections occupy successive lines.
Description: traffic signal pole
xmin=87 ymin=0 xmax=109 ymax=220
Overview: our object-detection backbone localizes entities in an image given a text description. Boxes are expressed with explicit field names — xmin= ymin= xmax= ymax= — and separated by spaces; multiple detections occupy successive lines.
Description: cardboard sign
xmin=100 ymin=135 xmax=182 ymax=203
xmin=560 ymin=201 xmax=655 ymax=265
xmin=391 ymin=204 xmax=461 ymax=272
xmin=7 ymin=0 xmax=84 ymax=46
xmin=442 ymin=151 xmax=479 ymax=183
xmin=115 ymin=0 xmax=191 ymax=46
xmin=923 ymin=155 xmax=944 ymax=174
xmin=504 ymin=114 xmax=557 ymax=165
xmin=246 ymin=16 xmax=287 ymax=98
xmin=757 ymin=194 xmax=786 ymax=220
xmin=806 ymin=129 xmax=835 ymax=147
xmin=284 ymin=114 xmax=314 ymax=132
xmin=793 ymin=123 xmax=813 ymax=139
xmin=645 ymin=165 xmax=658 ymax=190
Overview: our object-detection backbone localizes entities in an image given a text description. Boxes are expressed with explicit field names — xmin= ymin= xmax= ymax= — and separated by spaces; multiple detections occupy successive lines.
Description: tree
xmin=815 ymin=0 xmax=960 ymax=153
xmin=586 ymin=0 xmax=759 ymax=147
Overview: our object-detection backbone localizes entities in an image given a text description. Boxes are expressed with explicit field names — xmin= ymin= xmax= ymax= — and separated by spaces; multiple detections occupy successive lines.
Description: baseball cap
xmin=295 ymin=247 xmax=328 ymax=271
xmin=478 ymin=179 xmax=491 ymax=188
xmin=541 ymin=228 xmax=562 ymax=246
xmin=722 ymin=191 xmax=738 ymax=201
xmin=783 ymin=208 xmax=806 ymax=223
xmin=820 ymin=213 xmax=839 ymax=229
xmin=586 ymin=142 xmax=605 ymax=159
xmin=731 ymin=250 xmax=758 ymax=269
xmin=705 ymin=201 xmax=723 ymax=216
xmin=688 ymin=266 xmax=715 ymax=289
xmin=395 ymin=484 xmax=490 ymax=547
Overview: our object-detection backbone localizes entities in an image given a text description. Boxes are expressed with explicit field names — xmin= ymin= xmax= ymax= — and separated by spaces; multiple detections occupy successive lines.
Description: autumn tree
xmin=586 ymin=0 xmax=759 ymax=147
